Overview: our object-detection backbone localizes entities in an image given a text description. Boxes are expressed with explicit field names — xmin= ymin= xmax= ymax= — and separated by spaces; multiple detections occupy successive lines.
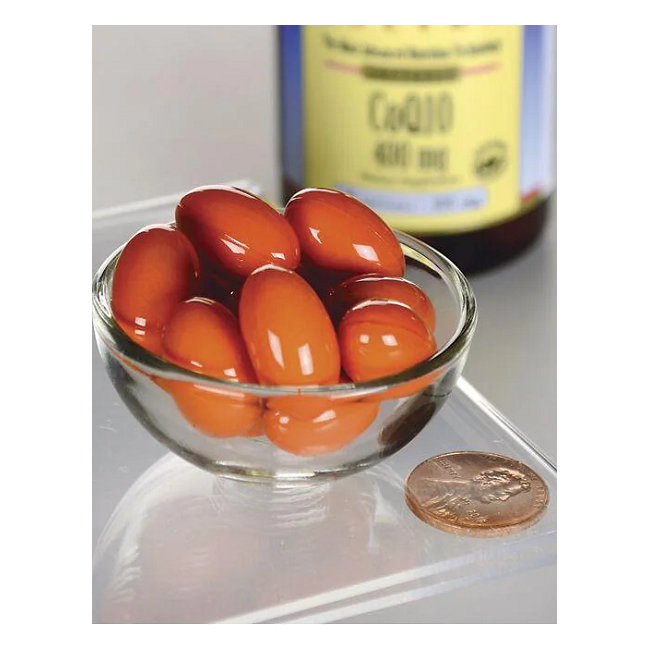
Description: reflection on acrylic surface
xmin=93 ymin=453 xmax=435 ymax=623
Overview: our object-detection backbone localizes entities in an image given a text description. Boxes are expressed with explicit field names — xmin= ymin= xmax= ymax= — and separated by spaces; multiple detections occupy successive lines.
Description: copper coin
xmin=405 ymin=451 xmax=549 ymax=537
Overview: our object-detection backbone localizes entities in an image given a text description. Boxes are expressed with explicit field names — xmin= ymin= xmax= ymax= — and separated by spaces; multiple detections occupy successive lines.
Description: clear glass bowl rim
xmin=92 ymin=229 xmax=477 ymax=399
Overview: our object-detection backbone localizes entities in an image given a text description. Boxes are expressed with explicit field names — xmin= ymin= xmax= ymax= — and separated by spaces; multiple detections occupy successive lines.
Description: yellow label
xmin=303 ymin=26 xmax=523 ymax=234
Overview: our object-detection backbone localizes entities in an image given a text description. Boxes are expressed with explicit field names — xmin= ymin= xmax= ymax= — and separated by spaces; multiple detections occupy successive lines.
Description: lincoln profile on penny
xmin=416 ymin=467 xmax=532 ymax=512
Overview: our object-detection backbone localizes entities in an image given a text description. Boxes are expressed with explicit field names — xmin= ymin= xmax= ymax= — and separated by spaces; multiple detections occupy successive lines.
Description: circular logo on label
xmin=475 ymin=141 xmax=507 ymax=180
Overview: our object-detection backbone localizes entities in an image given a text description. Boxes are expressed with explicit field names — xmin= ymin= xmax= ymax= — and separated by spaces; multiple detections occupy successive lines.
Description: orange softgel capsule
xmin=111 ymin=224 xmax=200 ymax=356
xmin=285 ymin=188 xmax=405 ymax=277
xmin=170 ymin=383 xmax=261 ymax=439
xmin=329 ymin=274 xmax=436 ymax=332
xmin=114 ymin=326 xmax=165 ymax=359
xmin=239 ymin=266 xmax=341 ymax=386
xmin=266 ymin=371 xmax=359 ymax=420
xmin=338 ymin=300 xmax=438 ymax=400
xmin=161 ymin=297 xmax=261 ymax=437
xmin=265 ymin=401 xmax=380 ymax=457
xmin=175 ymin=185 xmax=300 ymax=278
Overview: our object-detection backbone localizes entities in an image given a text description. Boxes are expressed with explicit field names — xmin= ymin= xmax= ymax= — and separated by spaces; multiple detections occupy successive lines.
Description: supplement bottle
xmin=279 ymin=25 xmax=556 ymax=273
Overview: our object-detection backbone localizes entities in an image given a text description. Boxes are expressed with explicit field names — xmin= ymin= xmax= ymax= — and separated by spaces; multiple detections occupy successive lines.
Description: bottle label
xmin=281 ymin=25 xmax=556 ymax=235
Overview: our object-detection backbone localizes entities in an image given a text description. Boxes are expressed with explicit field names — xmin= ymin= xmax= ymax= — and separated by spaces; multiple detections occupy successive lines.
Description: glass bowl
xmin=92 ymin=231 xmax=477 ymax=485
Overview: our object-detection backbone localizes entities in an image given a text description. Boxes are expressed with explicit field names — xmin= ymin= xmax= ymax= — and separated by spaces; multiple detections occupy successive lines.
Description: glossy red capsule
xmin=265 ymin=373 xmax=357 ymax=420
xmin=111 ymin=224 xmax=200 ymax=355
xmin=169 ymin=382 xmax=261 ymax=438
xmin=284 ymin=188 xmax=405 ymax=277
xmin=328 ymin=274 xmax=436 ymax=332
xmin=338 ymin=300 xmax=438 ymax=399
xmin=114 ymin=325 xmax=166 ymax=358
xmin=239 ymin=266 xmax=340 ymax=386
xmin=170 ymin=383 xmax=262 ymax=438
xmin=175 ymin=185 xmax=300 ymax=278
xmin=162 ymin=298 xmax=256 ymax=381
xmin=161 ymin=297 xmax=261 ymax=437
xmin=265 ymin=400 xmax=379 ymax=457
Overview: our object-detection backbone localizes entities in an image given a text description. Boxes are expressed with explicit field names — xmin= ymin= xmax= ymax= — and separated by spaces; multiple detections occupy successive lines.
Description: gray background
xmin=92 ymin=26 xmax=557 ymax=622
xmin=93 ymin=26 xmax=279 ymax=211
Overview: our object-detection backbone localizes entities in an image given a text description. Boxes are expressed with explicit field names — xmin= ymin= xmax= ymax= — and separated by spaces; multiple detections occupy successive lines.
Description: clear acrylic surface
xmin=92 ymin=190 xmax=557 ymax=624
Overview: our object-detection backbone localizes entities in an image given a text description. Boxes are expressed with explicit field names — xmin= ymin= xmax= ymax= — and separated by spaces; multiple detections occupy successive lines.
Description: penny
xmin=405 ymin=451 xmax=549 ymax=537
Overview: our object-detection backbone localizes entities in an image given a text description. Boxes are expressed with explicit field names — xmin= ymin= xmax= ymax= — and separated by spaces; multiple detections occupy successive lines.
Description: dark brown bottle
xmin=413 ymin=197 xmax=551 ymax=274
xmin=278 ymin=25 xmax=556 ymax=274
